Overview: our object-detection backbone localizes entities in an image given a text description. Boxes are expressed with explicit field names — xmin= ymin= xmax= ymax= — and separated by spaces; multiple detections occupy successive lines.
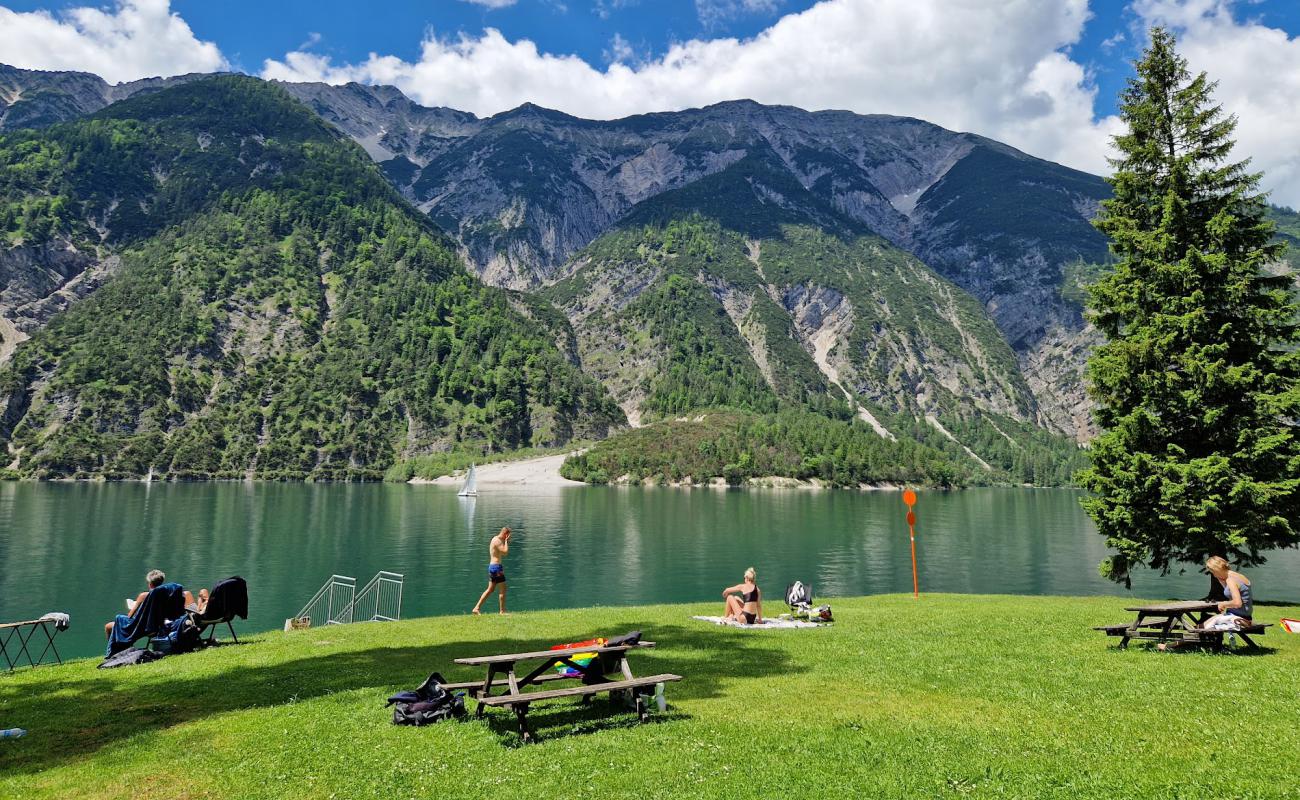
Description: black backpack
xmin=386 ymin=672 xmax=466 ymax=726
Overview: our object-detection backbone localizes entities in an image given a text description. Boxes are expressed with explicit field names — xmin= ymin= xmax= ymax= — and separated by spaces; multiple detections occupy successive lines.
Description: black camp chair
xmin=193 ymin=576 xmax=248 ymax=644
xmin=107 ymin=583 xmax=187 ymax=657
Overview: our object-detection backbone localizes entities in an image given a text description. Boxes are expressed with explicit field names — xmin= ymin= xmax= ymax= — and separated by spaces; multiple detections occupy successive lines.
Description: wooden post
xmin=903 ymin=489 xmax=919 ymax=599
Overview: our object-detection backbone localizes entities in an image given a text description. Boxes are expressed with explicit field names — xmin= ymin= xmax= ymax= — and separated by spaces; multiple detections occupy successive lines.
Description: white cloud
xmin=593 ymin=0 xmax=637 ymax=19
xmin=0 ymin=0 xmax=226 ymax=84
xmin=604 ymin=33 xmax=635 ymax=64
xmin=262 ymin=0 xmax=1121 ymax=176
xmin=1133 ymin=0 xmax=1300 ymax=207
xmin=461 ymin=0 xmax=518 ymax=8
xmin=696 ymin=0 xmax=783 ymax=28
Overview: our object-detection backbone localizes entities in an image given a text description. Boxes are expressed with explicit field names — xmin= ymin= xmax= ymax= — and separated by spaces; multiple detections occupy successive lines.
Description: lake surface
xmin=3 ymin=482 xmax=1298 ymax=659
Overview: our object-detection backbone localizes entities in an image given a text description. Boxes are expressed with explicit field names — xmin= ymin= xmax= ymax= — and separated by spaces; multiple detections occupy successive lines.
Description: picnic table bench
xmin=1 ymin=616 xmax=67 ymax=672
xmin=452 ymin=641 xmax=682 ymax=741
xmin=1095 ymin=601 xmax=1269 ymax=650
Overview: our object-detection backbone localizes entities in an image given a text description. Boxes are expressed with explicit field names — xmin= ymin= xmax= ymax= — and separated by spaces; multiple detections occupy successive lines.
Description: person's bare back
xmin=472 ymin=526 xmax=512 ymax=614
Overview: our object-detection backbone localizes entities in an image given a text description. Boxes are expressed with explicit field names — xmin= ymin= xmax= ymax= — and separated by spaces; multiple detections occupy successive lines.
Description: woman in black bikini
xmin=722 ymin=567 xmax=762 ymax=625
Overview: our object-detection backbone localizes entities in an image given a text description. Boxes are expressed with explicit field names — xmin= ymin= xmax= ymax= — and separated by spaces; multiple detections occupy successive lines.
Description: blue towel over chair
xmin=106 ymin=583 xmax=186 ymax=657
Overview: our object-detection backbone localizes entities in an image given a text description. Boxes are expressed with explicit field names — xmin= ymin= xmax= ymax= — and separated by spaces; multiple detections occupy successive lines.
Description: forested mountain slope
xmin=0 ymin=66 xmax=1117 ymax=439
xmin=546 ymin=149 xmax=1086 ymax=484
xmin=0 ymin=76 xmax=621 ymax=479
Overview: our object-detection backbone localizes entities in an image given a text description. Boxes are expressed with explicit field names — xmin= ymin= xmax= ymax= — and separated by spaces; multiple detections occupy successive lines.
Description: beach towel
xmin=37 ymin=612 xmax=70 ymax=631
xmin=106 ymin=583 xmax=186 ymax=657
xmin=1281 ymin=618 xmax=1300 ymax=634
xmin=692 ymin=615 xmax=823 ymax=629
xmin=549 ymin=637 xmax=605 ymax=678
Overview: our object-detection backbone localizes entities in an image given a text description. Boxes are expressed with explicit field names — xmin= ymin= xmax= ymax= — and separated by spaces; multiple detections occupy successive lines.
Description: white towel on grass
xmin=691 ymin=615 xmax=822 ymax=629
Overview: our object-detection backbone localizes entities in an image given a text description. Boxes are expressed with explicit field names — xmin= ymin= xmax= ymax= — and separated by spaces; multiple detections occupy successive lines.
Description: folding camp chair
xmin=193 ymin=576 xmax=248 ymax=644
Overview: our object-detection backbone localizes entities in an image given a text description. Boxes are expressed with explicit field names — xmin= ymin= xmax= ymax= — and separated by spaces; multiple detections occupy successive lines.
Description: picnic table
xmin=1095 ymin=601 xmax=1269 ymax=650
xmin=1 ymin=617 xmax=67 ymax=672
xmin=449 ymin=641 xmax=682 ymax=741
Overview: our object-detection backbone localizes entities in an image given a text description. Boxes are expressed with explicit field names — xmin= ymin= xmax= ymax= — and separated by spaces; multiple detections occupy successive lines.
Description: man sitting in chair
xmin=105 ymin=570 xmax=195 ymax=640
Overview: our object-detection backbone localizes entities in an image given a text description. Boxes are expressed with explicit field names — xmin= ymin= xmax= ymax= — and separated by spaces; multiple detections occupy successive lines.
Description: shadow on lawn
xmin=0 ymin=621 xmax=801 ymax=772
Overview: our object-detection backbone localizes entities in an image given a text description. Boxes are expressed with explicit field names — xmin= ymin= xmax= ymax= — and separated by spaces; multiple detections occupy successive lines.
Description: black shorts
xmin=741 ymin=611 xmax=756 ymax=625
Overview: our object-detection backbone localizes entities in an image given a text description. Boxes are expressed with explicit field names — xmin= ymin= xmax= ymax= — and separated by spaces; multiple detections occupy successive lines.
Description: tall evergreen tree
xmin=1082 ymin=27 xmax=1300 ymax=585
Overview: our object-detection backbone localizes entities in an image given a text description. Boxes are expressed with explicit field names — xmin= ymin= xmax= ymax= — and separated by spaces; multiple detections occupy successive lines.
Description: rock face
xmin=266 ymin=89 xmax=1110 ymax=437
xmin=545 ymin=149 xmax=1042 ymax=477
xmin=0 ymin=66 xmax=1111 ymax=438
xmin=0 ymin=64 xmax=216 ymax=130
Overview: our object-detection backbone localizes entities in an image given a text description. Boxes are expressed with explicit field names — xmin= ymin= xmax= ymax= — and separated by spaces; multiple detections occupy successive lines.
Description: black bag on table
xmin=386 ymin=672 xmax=466 ymax=726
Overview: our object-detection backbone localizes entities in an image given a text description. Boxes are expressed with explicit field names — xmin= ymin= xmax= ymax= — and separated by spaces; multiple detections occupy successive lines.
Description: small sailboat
xmin=458 ymin=463 xmax=478 ymax=497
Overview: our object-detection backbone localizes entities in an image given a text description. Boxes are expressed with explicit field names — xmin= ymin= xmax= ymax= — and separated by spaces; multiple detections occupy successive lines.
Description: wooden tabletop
xmin=454 ymin=641 xmax=655 ymax=666
xmin=1124 ymin=601 xmax=1218 ymax=614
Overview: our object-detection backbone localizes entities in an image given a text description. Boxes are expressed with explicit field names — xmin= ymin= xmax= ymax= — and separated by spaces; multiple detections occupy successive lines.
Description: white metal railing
xmin=341 ymin=571 xmax=404 ymax=622
xmin=293 ymin=574 xmax=356 ymax=627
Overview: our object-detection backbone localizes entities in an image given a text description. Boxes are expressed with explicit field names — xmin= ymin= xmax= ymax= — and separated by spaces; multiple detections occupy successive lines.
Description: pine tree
xmin=1082 ymin=27 xmax=1300 ymax=585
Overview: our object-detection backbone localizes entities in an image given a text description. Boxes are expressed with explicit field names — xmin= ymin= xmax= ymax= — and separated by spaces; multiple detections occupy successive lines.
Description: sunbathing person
xmin=188 ymin=588 xmax=210 ymax=614
xmin=105 ymin=570 xmax=195 ymax=639
xmin=722 ymin=567 xmax=762 ymax=625
xmin=1201 ymin=556 xmax=1254 ymax=630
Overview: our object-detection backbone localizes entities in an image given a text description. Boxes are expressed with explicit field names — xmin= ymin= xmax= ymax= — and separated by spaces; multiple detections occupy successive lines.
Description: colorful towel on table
xmin=549 ymin=637 xmax=606 ymax=677
xmin=691 ymin=615 xmax=823 ymax=629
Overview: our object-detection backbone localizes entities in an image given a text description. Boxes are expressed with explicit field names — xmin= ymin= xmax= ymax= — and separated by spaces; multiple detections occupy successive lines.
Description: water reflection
xmin=2 ymin=482 xmax=1297 ymax=659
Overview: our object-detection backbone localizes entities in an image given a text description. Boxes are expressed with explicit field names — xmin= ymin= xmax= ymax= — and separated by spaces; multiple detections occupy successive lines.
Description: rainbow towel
xmin=550 ymin=637 xmax=606 ymax=677
xmin=1281 ymin=618 xmax=1300 ymax=634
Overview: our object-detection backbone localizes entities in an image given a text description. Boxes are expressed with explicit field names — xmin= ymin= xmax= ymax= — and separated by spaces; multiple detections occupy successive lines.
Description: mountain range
xmin=1 ymin=64 xmax=1290 ymax=483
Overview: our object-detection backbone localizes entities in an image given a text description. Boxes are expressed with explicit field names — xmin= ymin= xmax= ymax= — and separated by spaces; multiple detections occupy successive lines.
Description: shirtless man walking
xmin=471 ymin=526 xmax=512 ymax=615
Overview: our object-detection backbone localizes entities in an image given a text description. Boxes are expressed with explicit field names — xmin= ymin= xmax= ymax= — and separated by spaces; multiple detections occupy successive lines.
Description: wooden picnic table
xmin=450 ymin=641 xmax=681 ymax=741
xmin=1095 ymin=601 xmax=1269 ymax=649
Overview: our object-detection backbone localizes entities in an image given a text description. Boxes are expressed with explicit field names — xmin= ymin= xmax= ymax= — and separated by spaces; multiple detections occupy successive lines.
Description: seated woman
xmin=722 ymin=567 xmax=762 ymax=625
xmin=1201 ymin=556 xmax=1253 ymax=630
xmin=188 ymin=588 xmax=210 ymax=615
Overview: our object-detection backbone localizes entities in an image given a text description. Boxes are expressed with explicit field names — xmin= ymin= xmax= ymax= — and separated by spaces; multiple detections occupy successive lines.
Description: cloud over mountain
xmin=0 ymin=0 xmax=225 ymax=84
xmin=262 ymin=0 xmax=1122 ymax=177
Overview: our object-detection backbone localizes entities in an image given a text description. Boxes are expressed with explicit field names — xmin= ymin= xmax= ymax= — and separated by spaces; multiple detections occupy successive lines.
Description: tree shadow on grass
xmin=0 ymin=621 xmax=802 ymax=773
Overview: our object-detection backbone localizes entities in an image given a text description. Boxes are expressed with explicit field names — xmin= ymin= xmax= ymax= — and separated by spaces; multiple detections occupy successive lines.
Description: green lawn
xmin=2 ymin=594 xmax=1298 ymax=799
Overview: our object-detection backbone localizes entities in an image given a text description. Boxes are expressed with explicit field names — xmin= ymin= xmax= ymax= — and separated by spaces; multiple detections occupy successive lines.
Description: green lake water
xmin=3 ymin=482 xmax=1298 ymax=660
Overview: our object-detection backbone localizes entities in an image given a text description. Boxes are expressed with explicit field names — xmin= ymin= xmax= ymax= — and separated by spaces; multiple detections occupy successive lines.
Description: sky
xmin=1 ymin=0 xmax=1298 ymax=205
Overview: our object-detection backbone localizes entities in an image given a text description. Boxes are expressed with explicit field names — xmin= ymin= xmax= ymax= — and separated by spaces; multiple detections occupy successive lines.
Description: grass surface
xmin=2 ymin=594 xmax=1298 ymax=799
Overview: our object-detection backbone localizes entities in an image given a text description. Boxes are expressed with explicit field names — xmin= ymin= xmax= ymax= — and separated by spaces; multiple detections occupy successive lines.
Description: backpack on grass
xmin=386 ymin=672 xmax=466 ymax=726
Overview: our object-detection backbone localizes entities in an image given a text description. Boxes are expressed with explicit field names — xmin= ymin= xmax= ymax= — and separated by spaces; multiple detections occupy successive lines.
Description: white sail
xmin=458 ymin=463 xmax=478 ymax=496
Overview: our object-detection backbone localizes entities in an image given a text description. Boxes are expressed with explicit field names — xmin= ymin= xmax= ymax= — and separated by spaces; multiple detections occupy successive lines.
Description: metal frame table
xmin=1 ymin=618 xmax=65 ymax=672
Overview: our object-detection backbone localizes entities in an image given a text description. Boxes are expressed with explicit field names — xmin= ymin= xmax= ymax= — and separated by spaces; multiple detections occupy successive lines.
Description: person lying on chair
xmin=106 ymin=570 xmax=195 ymax=639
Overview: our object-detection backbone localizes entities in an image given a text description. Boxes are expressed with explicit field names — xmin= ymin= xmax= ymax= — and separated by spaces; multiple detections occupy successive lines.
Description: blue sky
xmin=4 ymin=0 xmax=1296 ymax=117
xmin=1 ymin=1 xmax=1298 ymax=202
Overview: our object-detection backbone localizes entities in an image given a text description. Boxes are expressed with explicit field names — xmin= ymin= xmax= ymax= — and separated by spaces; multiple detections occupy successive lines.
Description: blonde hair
xmin=743 ymin=567 xmax=756 ymax=583
xmin=1205 ymin=556 xmax=1230 ymax=574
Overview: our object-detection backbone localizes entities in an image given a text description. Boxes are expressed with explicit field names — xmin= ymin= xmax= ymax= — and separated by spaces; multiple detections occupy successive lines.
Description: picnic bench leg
xmin=476 ymin=665 xmax=498 ymax=718
xmin=1237 ymin=631 xmax=1258 ymax=649
xmin=514 ymin=703 xmax=532 ymax=742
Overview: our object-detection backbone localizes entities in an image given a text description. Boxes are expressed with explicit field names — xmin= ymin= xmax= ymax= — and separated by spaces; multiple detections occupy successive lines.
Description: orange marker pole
xmin=903 ymin=489 xmax=919 ymax=599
